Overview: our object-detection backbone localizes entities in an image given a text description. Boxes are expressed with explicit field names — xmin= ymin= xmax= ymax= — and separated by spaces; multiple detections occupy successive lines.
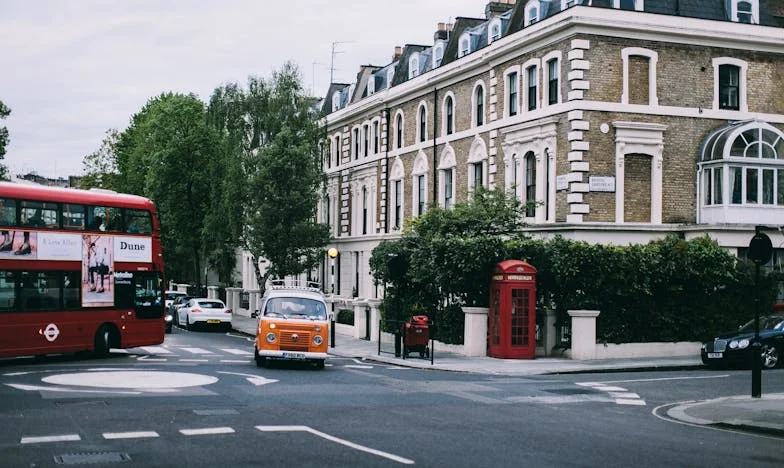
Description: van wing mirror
xmin=251 ymin=310 xmax=259 ymax=319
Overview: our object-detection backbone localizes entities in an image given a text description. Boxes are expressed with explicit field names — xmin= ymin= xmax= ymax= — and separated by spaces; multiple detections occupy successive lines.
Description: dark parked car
xmin=701 ymin=314 xmax=784 ymax=369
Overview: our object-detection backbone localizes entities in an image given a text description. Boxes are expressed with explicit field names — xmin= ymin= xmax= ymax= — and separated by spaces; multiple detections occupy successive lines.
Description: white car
xmin=177 ymin=298 xmax=232 ymax=331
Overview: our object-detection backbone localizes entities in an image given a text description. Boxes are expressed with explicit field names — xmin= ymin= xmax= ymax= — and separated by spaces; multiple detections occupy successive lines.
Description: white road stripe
xmin=587 ymin=375 xmax=730 ymax=385
xmin=220 ymin=359 xmax=249 ymax=363
xmin=103 ymin=431 xmax=159 ymax=439
xmin=180 ymin=427 xmax=235 ymax=436
xmin=576 ymin=382 xmax=600 ymax=387
xmin=220 ymin=348 xmax=252 ymax=355
xmin=593 ymin=386 xmax=627 ymax=392
xmin=609 ymin=392 xmax=640 ymax=399
xmin=179 ymin=359 xmax=209 ymax=362
xmin=616 ymin=399 xmax=647 ymax=406
xmin=21 ymin=434 xmax=81 ymax=444
xmin=140 ymin=346 xmax=173 ymax=354
xmin=344 ymin=365 xmax=374 ymax=369
xmin=255 ymin=426 xmax=414 ymax=465
xmin=181 ymin=347 xmax=213 ymax=354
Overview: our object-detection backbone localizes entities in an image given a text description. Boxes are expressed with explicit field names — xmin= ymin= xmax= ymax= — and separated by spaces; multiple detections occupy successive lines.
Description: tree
xmin=81 ymin=129 xmax=120 ymax=189
xmin=0 ymin=100 xmax=11 ymax=180
xmin=114 ymin=93 xmax=221 ymax=288
xmin=206 ymin=63 xmax=329 ymax=289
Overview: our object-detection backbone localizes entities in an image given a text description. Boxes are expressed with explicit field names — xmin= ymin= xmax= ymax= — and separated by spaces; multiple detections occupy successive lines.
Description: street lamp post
xmin=328 ymin=248 xmax=339 ymax=348
xmin=747 ymin=226 xmax=773 ymax=398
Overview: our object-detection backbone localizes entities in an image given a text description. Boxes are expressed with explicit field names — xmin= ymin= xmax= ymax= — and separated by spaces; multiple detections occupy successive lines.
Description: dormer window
xmin=488 ymin=19 xmax=502 ymax=43
xmin=367 ymin=76 xmax=375 ymax=96
xmin=731 ymin=0 xmax=758 ymax=24
xmin=331 ymin=92 xmax=340 ymax=112
xmin=433 ymin=43 xmax=444 ymax=68
xmin=409 ymin=53 xmax=420 ymax=79
xmin=459 ymin=34 xmax=471 ymax=57
xmin=387 ymin=68 xmax=395 ymax=88
xmin=525 ymin=0 xmax=539 ymax=25
xmin=563 ymin=0 xmax=588 ymax=7
xmin=614 ymin=0 xmax=643 ymax=10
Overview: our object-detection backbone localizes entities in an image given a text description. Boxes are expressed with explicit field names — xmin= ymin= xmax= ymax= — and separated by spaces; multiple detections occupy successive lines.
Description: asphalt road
xmin=0 ymin=325 xmax=782 ymax=468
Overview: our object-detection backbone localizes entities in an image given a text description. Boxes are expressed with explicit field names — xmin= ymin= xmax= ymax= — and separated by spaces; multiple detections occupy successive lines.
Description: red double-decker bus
xmin=0 ymin=182 xmax=165 ymax=359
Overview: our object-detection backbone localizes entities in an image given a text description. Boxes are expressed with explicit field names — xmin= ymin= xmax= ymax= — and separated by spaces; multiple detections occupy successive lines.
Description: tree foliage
xmin=114 ymin=92 xmax=221 ymax=288
xmin=80 ymin=129 xmax=120 ymax=189
xmin=0 ymin=100 xmax=11 ymax=180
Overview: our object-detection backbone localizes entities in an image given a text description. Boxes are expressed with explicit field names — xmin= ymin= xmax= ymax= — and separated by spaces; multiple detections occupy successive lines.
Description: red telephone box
xmin=488 ymin=260 xmax=537 ymax=359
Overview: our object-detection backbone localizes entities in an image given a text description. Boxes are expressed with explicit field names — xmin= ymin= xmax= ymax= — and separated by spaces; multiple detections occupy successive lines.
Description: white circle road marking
xmin=44 ymin=323 xmax=60 ymax=342
xmin=41 ymin=371 xmax=218 ymax=389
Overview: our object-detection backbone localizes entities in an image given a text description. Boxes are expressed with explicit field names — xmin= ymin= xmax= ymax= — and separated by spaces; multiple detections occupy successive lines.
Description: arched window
xmin=488 ymin=19 xmax=502 ymax=43
xmin=524 ymin=0 xmax=539 ymax=25
xmin=409 ymin=53 xmax=420 ymax=79
xmin=438 ymin=146 xmax=456 ymax=209
xmin=733 ymin=1 xmax=758 ymax=24
xmin=474 ymin=84 xmax=485 ymax=127
xmin=412 ymin=151 xmax=429 ymax=217
xmin=459 ymin=34 xmax=471 ymax=57
xmin=395 ymin=112 xmax=404 ymax=149
xmin=390 ymin=158 xmax=404 ymax=230
xmin=418 ymin=104 xmax=427 ymax=143
xmin=699 ymin=120 xmax=784 ymax=225
xmin=433 ymin=43 xmax=445 ymax=68
xmin=444 ymin=95 xmax=455 ymax=135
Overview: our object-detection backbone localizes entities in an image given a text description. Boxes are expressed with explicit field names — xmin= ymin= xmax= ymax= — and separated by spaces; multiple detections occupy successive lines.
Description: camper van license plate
xmin=282 ymin=352 xmax=306 ymax=359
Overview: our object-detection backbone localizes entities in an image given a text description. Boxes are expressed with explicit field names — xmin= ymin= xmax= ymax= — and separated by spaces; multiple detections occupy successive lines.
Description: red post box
xmin=488 ymin=260 xmax=537 ymax=359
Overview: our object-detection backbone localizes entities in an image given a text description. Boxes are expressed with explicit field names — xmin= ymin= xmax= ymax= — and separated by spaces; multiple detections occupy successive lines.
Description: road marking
xmin=217 ymin=371 xmax=278 ymax=386
xmin=220 ymin=359 xmax=249 ymax=363
xmin=584 ymin=375 xmax=730 ymax=385
xmin=255 ymin=426 xmax=414 ymax=465
xmin=137 ymin=356 xmax=167 ymax=362
xmin=179 ymin=359 xmax=209 ymax=362
xmin=41 ymin=371 xmax=217 ymax=389
xmin=7 ymin=383 xmax=142 ymax=395
xmin=344 ymin=365 xmax=374 ymax=369
xmin=180 ymin=427 xmax=235 ymax=436
xmin=21 ymin=434 xmax=81 ymax=444
xmin=220 ymin=348 xmax=252 ymax=355
xmin=182 ymin=347 xmax=214 ymax=354
xmin=140 ymin=346 xmax=173 ymax=354
xmin=616 ymin=398 xmax=647 ymax=406
xmin=103 ymin=431 xmax=159 ymax=439
xmin=609 ymin=392 xmax=640 ymax=399
xmin=593 ymin=386 xmax=627 ymax=392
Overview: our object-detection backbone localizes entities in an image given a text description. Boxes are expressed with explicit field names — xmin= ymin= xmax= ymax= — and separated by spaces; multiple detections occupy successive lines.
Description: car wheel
xmin=94 ymin=325 xmax=112 ymax=358
xmin=760 ymin=343 xmax=780 ymax=370
xmin=314 ymin=360 xmax=325 ymax=370
xmin=255 ymin=348 xmax=266 ymax=368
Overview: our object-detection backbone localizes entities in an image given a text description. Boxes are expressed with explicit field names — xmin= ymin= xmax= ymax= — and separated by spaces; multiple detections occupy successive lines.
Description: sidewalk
xmin=231 ymin=313 xmax=784 ymax=438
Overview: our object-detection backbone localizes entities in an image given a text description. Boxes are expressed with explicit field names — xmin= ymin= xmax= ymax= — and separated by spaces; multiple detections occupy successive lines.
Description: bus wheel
xmin=94 ymin=325 xmax=112 ymax=358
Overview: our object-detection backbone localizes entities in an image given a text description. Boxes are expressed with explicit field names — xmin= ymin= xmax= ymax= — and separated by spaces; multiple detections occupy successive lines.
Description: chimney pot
xmin=438 ymin=22 xmax=446 ymax=31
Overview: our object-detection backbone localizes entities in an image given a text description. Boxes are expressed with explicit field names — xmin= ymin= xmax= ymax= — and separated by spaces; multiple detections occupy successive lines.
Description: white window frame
xmin=433 ymin=42 xmax=445 ymax=68
xmin=613 ymin=0 xmax=643 ymax=11
xmin=409 ymin=52 xmax=420 ymax=79
xmin=503 ymin=66 xmax=521 ymax=118
xmin=467 ymin=137 xmax=488 ymax=196
xmin=524 ymin=0 xmax=539 ymax=25
xmin=367 ymin=76 xmax=375 ymax=96
xmin=417 ymin=101 xmax=428 ymax=143
xmin=562 ymin=0 xmax=590 ymax=8
xmin=712 ymin=57 xmax=748 ymax=112
xmin=459 ymin=33 xmax=471 ymax=57
xmin=372 ymin=118 xmax=381 ymax=155
xmin=542 ymin=51 xmax=562 ymax=107
xmin=488 ymin=18 xmax=502 ymax=44
xmin=621 ymin=47 xmax=659 ymax=106
xmin=522 ymin=58 xmax=540 ymax=112
xmin=411 ymin=151 xmax=429 ymax=217
xmin=438 ymin=145 xmax=457 ymax=209
xmin=442 ymin=92 xmax=456 ymax=137
xmin=331 ymin=92 xmax=341 ymax=112
xmin=362 ymin=122 xmax=370 ymax=157
xmin=394 ymin=110 xmax=405 ymax=149
xmin=731 ymin=0 xmax=758 ymax=24
xmin=471 ymin=80 xmax=486 ymax=128
xmin=351 ymin=126 xmax=360 ymax=160
xmin=387 ymin=68 xmax=395 ymax=88
xmin=390 ymin=158 xmax=405 ymax=230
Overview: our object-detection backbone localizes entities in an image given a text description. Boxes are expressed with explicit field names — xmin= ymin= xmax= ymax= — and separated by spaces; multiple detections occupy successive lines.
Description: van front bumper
xmin=257 ymin=350 xmax=329 ymax=360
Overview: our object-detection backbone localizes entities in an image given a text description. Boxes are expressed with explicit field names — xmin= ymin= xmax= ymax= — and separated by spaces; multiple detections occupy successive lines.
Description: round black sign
xmin=748 ymin=232 xmax=773 ymax=266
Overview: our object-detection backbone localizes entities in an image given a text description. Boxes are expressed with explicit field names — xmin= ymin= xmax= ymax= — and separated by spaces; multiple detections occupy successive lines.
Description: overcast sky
xmin=1 ymin=0 xmax=487 ymax=179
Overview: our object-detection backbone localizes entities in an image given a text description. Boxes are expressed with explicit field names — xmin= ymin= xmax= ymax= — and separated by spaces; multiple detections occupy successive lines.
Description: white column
xmin=367 ymin=299 xmax=382 ymax=342
xmin=543 ymin=308 xmax=557 ymax=357
xmin=353 ymin=299 xmax=368 ymax=340
xmin=568 ymin=309 xmax=600 ymax=360
xmin=463 ymin=306 xmax=489 ymax=357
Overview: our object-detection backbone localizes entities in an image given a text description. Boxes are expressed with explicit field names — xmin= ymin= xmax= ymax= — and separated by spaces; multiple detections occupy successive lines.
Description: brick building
xmin=316 ymin=1 xmax=784 ymax=302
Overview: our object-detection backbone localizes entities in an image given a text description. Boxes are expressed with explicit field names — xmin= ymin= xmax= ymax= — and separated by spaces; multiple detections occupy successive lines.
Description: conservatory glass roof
xmin=700 ymin=120 xmax=784 ymax=162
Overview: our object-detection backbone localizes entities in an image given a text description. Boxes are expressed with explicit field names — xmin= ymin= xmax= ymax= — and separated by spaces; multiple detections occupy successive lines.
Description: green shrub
xmin=336 ymin=309 xmax=354 ymax=325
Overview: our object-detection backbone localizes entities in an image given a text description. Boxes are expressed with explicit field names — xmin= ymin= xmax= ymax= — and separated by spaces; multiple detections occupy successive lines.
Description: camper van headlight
xmin=313 ymin=335 xmax=323 ymax=346
xmin=266 ymin=332 xmax=277 ymax=343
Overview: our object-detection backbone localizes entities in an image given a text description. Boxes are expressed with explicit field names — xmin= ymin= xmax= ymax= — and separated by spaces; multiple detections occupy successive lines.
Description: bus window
xmin=0 ymin=198 xmax=17 ymax=227
xmin=124 ymin=209 xmax=152 ymax=234
xmin=0 ymin=271 xmax=16 ymax=311
xmin=20 ymin=201 xmax=59 ymax=229
xmin=63 ymin=271 xmax=80 ymax=309
xmin=62 ymin=204 xmax=86 ymax=230
xmin=20 ymin=271 xmax=60 ymax=311
xmin=134 ymin=272 xmax=163 ymax=319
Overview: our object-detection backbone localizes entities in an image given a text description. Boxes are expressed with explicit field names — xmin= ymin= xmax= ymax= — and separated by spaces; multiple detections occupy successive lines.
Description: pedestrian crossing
xmin=112 ymin=345 xmax=253 ymax=363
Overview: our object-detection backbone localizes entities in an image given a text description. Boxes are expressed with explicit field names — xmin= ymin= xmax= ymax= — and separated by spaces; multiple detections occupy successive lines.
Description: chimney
xmin=392 ymin=46 xmax=402 ymax=62
xmin=434 ymin=22 xmax=449 ymax=41
xmin=485 ymin=0 xmax=515 ymax=19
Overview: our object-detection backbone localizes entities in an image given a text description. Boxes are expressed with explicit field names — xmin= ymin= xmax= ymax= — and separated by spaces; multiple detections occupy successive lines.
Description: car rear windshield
xmin=264 ymin=297 xmax=327 ymax=319
xmin=197 ymin=300 xmax=225 ymax=309
xmin=166 ymin=292 xmax=186 ymax=300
